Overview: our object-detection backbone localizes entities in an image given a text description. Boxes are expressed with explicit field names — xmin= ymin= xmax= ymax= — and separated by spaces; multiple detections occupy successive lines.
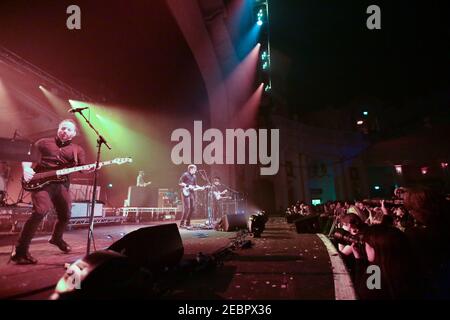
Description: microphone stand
xmin=75 ymin=108 xmax=111 ymax=256
xmin=220 ymin=183 xmax=243 ymax=215
xmin=198 ymin=169 xmax=213 ymax=226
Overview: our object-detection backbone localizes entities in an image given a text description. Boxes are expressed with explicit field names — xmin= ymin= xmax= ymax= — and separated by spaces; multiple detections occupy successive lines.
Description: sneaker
xmin=10 ymin=252 xmax=38 ymax=265
xmin=48 ymin=238 xmax=72 ymax=253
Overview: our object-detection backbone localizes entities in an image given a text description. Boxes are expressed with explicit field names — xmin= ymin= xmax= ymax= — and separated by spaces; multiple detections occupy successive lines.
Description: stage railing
xmin=118 ymin=207 xmax=181 ymax=223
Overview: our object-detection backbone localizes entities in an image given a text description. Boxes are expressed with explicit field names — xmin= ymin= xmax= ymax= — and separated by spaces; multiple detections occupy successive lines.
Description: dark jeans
xmin=16 ymin=183 xmax=72 ymax=255
xmin=181 ymin=194 xmax=195 ymax=226
xmin=212 ymin=200 xmax=221 ymax=222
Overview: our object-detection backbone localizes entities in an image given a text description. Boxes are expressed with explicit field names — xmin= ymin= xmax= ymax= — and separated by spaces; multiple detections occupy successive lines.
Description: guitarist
xmin=178 ymin=164 xmax=203 ymax=228
xmin=211 ymin=176 xmax=228 ymax=221
xmin=11 ymin=119 xmax=99 ymax=265
xmin=136 ymin=170 xmax=151 ymax=187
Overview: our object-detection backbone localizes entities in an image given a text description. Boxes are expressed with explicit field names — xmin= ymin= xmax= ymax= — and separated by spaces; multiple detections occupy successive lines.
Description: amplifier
xmin=69 ymin=184 xmax=100 ymax=201
xmin=127 ymin=186 xmax=157 ymax=207
xmin=158 ymin=188 xmax=177 ymax=207
xmin=71 ymin=202 xmax=103 ymax=218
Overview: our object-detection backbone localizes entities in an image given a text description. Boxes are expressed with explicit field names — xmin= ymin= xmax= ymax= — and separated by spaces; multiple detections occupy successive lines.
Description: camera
xmin=332 ymin=228 xmax=364 ymax=246
xmin=362 ymin=198 xmax=403 ymax=208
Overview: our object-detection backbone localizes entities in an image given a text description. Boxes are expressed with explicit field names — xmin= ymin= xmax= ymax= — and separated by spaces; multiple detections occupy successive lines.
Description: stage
xmin=0 ymin=217 xmax=355 ymax=300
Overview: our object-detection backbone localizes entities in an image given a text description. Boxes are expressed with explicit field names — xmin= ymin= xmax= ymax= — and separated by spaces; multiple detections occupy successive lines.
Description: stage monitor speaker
xmin=220 ymin=214 xmax=248 ymax=232
xmin=108 ymin=223 xmax=184 ymax=271
xmin=69 ymin=184 xmax=100 ymax=202
xmin=294 ymin=214 xmax=321 ymax=233
xmin=127 ymin=186 xmax=156 ymax=207
xmin=286 ymin=214 xmax=301 ymax=224
xmin=158 ymin=188 xmax=176 ymax=207
xmin=54 ymin=250 xmax=150 ymax=300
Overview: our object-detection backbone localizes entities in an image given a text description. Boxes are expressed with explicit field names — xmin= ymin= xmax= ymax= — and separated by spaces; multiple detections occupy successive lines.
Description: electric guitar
xmin=22 ymin=157 xmax=133 ymax=191
xmin=138 ymin=182 xmax=152 ymax=187
xmin=213 ymin=189 xmax=231 ymax=200
xmin=181 ymin=184 xmax=210 ymax=197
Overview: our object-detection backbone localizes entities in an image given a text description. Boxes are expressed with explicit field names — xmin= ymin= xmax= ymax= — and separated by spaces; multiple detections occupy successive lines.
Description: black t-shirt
xmin=179 ymin=172 xmax=197 ymax=187
xmin=212 ymin=183 xmax=226 ymax=193
xmin=34 ymin=137 xmax=86 ymax=172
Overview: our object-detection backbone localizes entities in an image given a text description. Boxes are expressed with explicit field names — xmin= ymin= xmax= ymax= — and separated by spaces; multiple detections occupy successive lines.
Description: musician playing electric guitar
xmin=11 ymin=119 xmax=102 ymax=265
xmin=178 ymin=164 xmax=208 ymax=228
xmin=136 ymin=170 xmax=152 ymax=187
xmin=211 ymin=176 xmax=230 ymax=221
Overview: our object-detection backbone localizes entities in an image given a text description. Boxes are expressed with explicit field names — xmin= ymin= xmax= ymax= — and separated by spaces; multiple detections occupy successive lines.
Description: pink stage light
xmin=233 ymin=83 xmax=264 ymax=128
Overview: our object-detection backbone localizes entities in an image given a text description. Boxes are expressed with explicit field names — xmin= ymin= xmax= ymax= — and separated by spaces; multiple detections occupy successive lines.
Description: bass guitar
xmin=213 ymin=189 xmax=231 ymax=200
xmin=22 ymin=157 xmax=133 ymax=191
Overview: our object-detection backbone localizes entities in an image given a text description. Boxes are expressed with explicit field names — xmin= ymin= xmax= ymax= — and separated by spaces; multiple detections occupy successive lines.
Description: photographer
xmin=351 ymin=225 xmax=421 ymax=299
xmin=336 ymin=214 xmax=366 ymax=280
xmin=403 ymin=186 xmax=450 ymax=298
xmin=338 ymin=214 xmax=365 ymax=256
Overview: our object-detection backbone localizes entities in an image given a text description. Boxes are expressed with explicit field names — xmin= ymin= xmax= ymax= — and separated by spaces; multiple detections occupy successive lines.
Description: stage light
xmin=248 ymin=211 xmax=268 ymax=238
xmin=395 ymin=165 xmax=403 ymax=175
xmin=363 ymin=111 xmax=368 ymax=116
xmin=51 ymin=250 xmax=150 ymax=300
xmin=374 ymin=185 xmax=381 ymax=190
xmin=421 ymin=167 xmax=428 ymax=175
xmin=441 ymin=162 xmax=448 ymax=169
xmin=357 ymin=120 xmax=364 ymax=125
xmin=261 ymin=51 xmax=268 ymax=61
xmin=108 ymin=183 xmax=113 ymax=188
xmin=256 ymin=9 xmax=264 ymax=26
xmin=39 ymin=85 xmax=44 ymax=90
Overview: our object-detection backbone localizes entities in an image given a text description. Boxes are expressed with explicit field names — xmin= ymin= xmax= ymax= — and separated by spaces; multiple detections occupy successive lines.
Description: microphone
xmin=68 ymin=107 xmax=89 ymax=113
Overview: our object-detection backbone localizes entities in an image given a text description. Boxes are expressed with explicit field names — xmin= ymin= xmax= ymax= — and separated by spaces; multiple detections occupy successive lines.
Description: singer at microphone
xmin=68 ymin=107 xmax=89 ymax=113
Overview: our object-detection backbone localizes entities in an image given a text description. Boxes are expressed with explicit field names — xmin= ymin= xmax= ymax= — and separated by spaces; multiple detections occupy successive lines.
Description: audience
xmin=352 ymin=225 xmax=421 ymax=299
xmin=285 ymin=184 xmax=450 ymax=299
xmin=403 ymin=186 xmax=450 ymax=298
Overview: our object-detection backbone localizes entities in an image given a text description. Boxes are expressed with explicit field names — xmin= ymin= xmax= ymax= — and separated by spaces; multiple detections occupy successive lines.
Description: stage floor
xmin=0 ymin=218 xmax=355 ymax=300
